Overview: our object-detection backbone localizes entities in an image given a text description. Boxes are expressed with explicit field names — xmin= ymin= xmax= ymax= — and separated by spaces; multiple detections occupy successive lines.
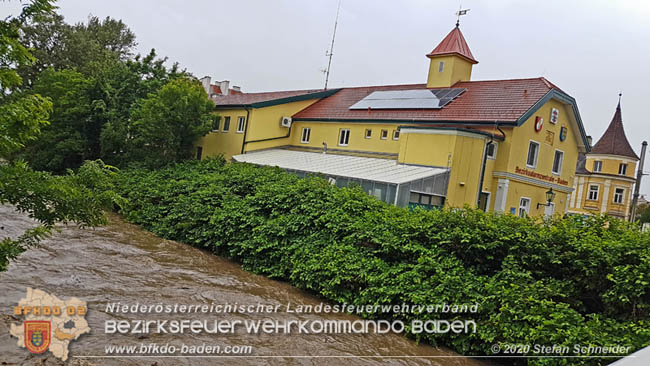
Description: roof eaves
xmin=291 ymin=117 xmax=518 ymax=125
xmin=398 ymin=126 xmax=506 ymax=141
xmin=214 ymin=104 xmax=251 ymax=109
xmin=250 ymin=89 xmax=342 ymax=108
xmin=426 ymin=51 xmax=478 ymax=64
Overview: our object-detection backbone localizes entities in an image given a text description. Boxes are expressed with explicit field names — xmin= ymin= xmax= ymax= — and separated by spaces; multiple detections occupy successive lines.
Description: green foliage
xmin=0 ymin=0 xmax=55 ymax=156
xmin=16 ymin=13 xmax=136 ymax=87
xmin=112 ymin=160 xmax=650 ymax=365
xmin=0 ymin=3 xmax=124 ymax=272
xmin=0 ymin=159 xmax=123 ymax=271
xmin=98 ymin=49 xmax=183 ymax=166
xmin=0 ymin=93 xmax=52 ymax=156
xmin=128 ymin=77 xmax=213 ymax=166
xmin=19 ymin=68 xmax=92 ymax=172
xmin=13 ymin=9 xmax=192 ymax=170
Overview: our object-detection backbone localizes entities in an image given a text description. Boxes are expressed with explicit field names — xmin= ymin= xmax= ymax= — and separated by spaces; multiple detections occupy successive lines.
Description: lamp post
xmin=537 ymin=188 xmax=556 ymax=209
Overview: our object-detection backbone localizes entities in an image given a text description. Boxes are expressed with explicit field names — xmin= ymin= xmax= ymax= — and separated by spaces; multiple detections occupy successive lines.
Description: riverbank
xmin=1 ymin=205 xmax=480 ymax=365
xmin=110 ymin=159 xmax=649 ymax=365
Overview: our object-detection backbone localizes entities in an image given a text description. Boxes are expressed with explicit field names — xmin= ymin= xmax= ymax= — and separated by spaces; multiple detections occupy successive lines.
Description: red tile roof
xmin=590 ymin=103 xmax=639 ymax=159
xmin=293 ymin=77 xmax=559 ymax=123
xmin=426 ymin=26 xmax=478 ymax=64
xmin=212 ymin=89 xmax=323 ymax=107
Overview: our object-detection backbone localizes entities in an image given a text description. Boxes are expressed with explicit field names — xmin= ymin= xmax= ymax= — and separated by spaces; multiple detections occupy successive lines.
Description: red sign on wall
xmin=534 ymin=116 xmax=544 ymax=132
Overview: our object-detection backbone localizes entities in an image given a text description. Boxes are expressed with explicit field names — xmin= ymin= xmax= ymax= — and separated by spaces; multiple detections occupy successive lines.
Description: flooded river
xmin=0 ymin=205 xmax=487 ymax=365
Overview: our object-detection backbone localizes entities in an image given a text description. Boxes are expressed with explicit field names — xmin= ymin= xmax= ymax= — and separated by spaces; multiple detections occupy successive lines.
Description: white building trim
xmin=494 ymin=178 xmax=510 ymax=213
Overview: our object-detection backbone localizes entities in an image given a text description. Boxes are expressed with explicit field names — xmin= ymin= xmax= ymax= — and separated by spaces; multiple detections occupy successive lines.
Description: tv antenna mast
xmin=323 ymin=0 xmax=342 ymax=90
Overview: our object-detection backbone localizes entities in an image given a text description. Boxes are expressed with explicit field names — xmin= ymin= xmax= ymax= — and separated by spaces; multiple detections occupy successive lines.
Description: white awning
xmin=232 ymin=149 xmax=447 ymax=185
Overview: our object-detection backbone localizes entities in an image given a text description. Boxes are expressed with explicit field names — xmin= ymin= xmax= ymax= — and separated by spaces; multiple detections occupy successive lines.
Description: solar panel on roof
xmin=349 ymin=88 xmax=465 ymax=110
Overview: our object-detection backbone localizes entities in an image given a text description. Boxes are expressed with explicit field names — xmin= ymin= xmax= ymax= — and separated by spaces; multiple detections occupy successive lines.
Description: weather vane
xmin=455 ymin=5 xmax=470 ymax=27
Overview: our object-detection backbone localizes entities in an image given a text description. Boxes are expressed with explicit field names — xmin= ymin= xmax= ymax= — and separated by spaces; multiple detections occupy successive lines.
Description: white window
xmin=593 ymin=160 xmax=602 ymax=172
xmin=392 ymin=130 xmax=400 ymax=140
xmin=552 ymin=150 xmax=564 ymax=175
xmin=588 ymin=185 xmax=599 ymax=201
xmin=613 ymin=188 xmax=625 ymax=204
xmin=300 ymin=127 xmax=311 ymax=143
xmin=236 ymin=116 xmax=246 ymax=133
xmin=518 ymin=197 xmax=531 ymax=217
xmin=486 ymin=143 xmax=497 ymax=159
xmin=338 ymin=129 xmax=350 ymax=146
xmin=526 ymin=141 xmax=540 ymax=168
xmin=222 ymin=116 xmax=230 ymax=132
xmin=365 ymin=129 xmax=372 ymax=139
xmin=438 ymin=61 xmax=444 ymax=72
xmin=618 ymin=163 xmax=627 ymax=175
xmin=380 ymin=129 xmax=388 ymax=140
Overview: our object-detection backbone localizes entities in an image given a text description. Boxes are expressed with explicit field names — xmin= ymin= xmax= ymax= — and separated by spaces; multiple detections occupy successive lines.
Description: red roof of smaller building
xmin=212 ymin=89 xmax=323 ymax=107
xmin=590 ymin=103 xmax=639 ymax=159
xmin=293 ymin=77 xmax=560 ymax=123
xmin=426 ymin=26 xmax=478 ymax=64
xmin=210 ymin=85 xmax=243 ymax=96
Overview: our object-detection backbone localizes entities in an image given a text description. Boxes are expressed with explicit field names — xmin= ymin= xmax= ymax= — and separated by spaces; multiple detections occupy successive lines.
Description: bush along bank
xmin=113 ymin=158 xmax=649 ymax=365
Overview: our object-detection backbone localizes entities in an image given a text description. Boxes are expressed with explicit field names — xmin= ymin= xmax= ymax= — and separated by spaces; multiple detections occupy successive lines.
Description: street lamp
xmin=537 ymin=188 xmax=556 ymax=209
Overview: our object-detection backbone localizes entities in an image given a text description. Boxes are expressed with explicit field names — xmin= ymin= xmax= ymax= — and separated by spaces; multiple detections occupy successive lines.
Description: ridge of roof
xmin=590 ymin=102 xmax=639 ymax=159
xmin=317 ymin=77 xmax=564 ymax=91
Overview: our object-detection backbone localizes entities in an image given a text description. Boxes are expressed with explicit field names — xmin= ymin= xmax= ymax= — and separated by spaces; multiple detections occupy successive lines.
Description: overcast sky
xmin=4 ymin=0 xmax=650 ymax=195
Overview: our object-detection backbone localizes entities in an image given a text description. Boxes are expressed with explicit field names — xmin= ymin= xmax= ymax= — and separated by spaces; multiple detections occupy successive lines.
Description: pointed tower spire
xmin=590 ymin=97 xmax=639 ymax=159
xmin=426 ymin=27 xmax=478 ymax=64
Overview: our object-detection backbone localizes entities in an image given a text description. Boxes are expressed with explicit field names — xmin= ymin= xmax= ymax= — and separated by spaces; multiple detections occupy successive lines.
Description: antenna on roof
xmin=324 ymin=0 xmax=342 ymax=90
xmin=455 ymin=5 xmax=470 ymax=27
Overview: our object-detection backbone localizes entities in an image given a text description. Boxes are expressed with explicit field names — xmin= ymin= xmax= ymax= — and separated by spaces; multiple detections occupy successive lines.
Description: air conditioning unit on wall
xmin=280 ymin=116 xmax=292 ymax=128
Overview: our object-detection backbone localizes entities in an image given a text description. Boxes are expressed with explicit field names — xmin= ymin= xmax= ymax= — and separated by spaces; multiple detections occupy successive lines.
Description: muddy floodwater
xmin=0 ymin=205 xmax=488 ymax=365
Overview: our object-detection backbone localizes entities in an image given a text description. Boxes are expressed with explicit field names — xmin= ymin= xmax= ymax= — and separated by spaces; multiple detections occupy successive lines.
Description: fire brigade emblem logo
xmin=10 ymin=288 xmax=90 ymax=361
xmin=24 ymin=321 xmax=51 ymax=354
xmin=560 ymin=126 xmax=567 ymax=141
xmin=534 ymin=116 xmax=544 ymax=132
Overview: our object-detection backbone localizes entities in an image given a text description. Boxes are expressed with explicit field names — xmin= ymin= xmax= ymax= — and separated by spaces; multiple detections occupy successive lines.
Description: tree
xmin=97 ymin=49 xmax=184 ymax=166
xmin=1 ymin=1 xmax=119 ymax=271
xmin=16 ymin=13 xmax=136 ymax=88
xmin=0 ymin=0 xmax=55 ymax=153
xmin=20 ymin=68 xmax=93 ymax=172
xmin=17 ymin=17 xmax=184 ymax=169
xmin=128 ymin=78 xmax=213 ymax=166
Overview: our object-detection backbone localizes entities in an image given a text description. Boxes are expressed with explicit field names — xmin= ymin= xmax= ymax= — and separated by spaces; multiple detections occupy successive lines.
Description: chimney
xmin=199 ymin=76 xmax=211 ymax=94
xmin=219 ymin=80 xmax=230 ymax=96
xmin=586 ymin=135 xmax=593 ymax=147
xmin=232 ymin=85 xmax=241 ymax=93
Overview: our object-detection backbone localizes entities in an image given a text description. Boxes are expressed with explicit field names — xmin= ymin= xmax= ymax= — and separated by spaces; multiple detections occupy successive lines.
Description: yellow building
xmin=568 ymin=102 xmax=639 ymax=219
xmin=196 ymin=24 xmax=591 ymax=216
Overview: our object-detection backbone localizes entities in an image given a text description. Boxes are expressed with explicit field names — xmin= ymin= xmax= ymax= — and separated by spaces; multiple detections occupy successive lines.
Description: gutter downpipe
xmin=240 ymin=108 xmax=252 ymax=154
xmin=241 ymin=115 xmax=295 ymax=152
xmin=476 ymin=125 xmax=506 ymax=209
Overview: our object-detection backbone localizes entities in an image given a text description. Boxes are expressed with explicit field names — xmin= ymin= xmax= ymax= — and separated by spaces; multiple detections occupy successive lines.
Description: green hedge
xmin=114 ymin=158 xmax=649 ymax=365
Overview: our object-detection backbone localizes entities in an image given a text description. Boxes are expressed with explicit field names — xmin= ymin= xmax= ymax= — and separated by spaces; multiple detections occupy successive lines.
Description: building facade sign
xmin=515 ymin=166 xmax=569 ymax=186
